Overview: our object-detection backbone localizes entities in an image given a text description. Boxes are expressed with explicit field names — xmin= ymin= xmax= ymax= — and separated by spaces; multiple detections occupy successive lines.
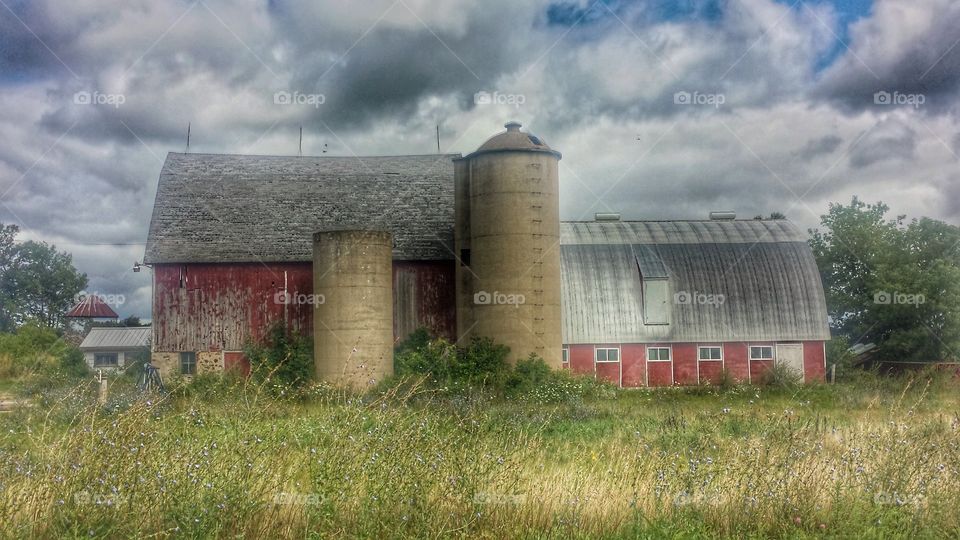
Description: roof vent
xmin=595 ymin=212 xmax=621 ymax=222
xmin=504 ymin=121 xmax=522 ymax=132
xmin=709 ymin=211 xmax=736 ymax=220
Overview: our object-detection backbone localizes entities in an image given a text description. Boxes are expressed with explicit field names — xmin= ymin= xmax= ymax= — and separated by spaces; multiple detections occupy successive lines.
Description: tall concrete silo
xmin=313 ymin=229 xmax=394 ymax=389
xmin=454 ymin=121 xmax=563 ymax=367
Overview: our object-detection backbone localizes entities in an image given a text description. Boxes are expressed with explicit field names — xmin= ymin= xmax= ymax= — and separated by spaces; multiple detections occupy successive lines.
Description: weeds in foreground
xmin=0 ymin=372 xmax=957 ymax=538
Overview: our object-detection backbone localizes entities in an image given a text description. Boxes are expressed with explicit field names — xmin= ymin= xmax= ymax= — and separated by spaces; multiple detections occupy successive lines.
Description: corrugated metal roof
xmin=561 ymin=219 xmax=806 ymax=245
xmin=80 ymin=327 xmax=152 ymax=350
xmin=559 ymin=220 xmax=830 ymax=343
xmin=144 ymin=152 xmax=458 ymax=264
xmin=66 ymin=295 xmax=119 ymax=318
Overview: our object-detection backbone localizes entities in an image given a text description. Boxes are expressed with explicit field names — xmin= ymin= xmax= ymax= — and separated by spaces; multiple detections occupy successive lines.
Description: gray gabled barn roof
xmin=559 ymin=220 xmax=830 ymax=343
xmin=144 ymin=152 xmax=458 ymax=264
xmin=80 ymin=327 xmax=152 ymax=350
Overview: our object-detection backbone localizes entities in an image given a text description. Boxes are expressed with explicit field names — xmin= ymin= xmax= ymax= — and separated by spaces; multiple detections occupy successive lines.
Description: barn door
xmin=775 ymin=344 xmax=804 ymax=382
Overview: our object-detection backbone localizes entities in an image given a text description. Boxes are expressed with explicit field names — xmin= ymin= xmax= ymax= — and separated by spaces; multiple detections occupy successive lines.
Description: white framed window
xmin=647 ymin=346 xmax=671 ymax=362
xmin=94 ymin=353 xmax=118 ymax=367
xmin=562 ymin=347 xmax=569 ymax=364
xmin=749 ymin=346 xmax=774 ymax=360
xmin=698 ymin=346 xmax=722 ymax=361
xmin=595 ymin=347 xmax=620 ymax=363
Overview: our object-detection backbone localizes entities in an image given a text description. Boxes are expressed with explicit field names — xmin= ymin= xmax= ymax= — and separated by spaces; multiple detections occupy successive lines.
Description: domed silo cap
xmin=460 ymin=121 xmax=562 ymax=160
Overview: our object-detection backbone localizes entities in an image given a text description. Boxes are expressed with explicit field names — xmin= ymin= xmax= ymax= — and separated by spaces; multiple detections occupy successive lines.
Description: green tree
xmin=0 ymin=224 xmax=19 ymax=331
xmin=0 ymin=224 xmax=87 ymax=330
xmin=809 ymin=197 xmax=960 ymax=362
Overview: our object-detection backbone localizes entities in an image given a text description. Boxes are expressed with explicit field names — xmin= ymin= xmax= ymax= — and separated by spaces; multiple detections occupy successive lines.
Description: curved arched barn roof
xmin=559 ymin=220 xmax=830 ymax=343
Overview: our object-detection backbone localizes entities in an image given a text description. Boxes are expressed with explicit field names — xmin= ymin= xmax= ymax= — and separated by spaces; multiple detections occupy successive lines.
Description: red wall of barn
xmin=153 ymin=261 xmax=455 ymax=352
xmin=562 ymin=341 xmax=827 ymax=387
xmin=393 ymin=261 xmax=456 ymax=343
xmin=622 ymin=344 xmax=646 ymax=387
xmin=594 ymin=343 xmax=621 ymax=385
xmin=673 ymin=344 xmax=697 ymax=385
xmin=723 ymin=342 xmax=750 ymax=383
xmin=568 ymin=344 xmax=594 ymax=375
xmin=803 ymin=341 xmax=826 ymax=382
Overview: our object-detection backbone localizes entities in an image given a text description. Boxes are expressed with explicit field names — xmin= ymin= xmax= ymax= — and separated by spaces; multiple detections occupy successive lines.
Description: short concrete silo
xmin=313 ymin=229 xmax=394 ymax=389
xmin=454 ymin=122 xmax=563 ymax=367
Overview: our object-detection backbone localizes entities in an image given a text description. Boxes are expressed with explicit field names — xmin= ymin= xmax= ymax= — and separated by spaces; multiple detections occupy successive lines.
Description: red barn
xmin=144 ymin=129 xmax=829 ymax=385
xmin=559 ymin=220 xmax=829 ymax=385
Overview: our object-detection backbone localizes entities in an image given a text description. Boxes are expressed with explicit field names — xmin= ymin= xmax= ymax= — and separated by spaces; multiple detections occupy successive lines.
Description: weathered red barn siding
xmin=673 ymin=344 xmax=698 ymax=385
xmin=748 ymin=341 xmax=775 ymax=383
xmin=153 ymin=261 xmax=456 ymax=353
xmin=594 ymin=343 xmax=621 ymax=386
xmin=698 ymin=359 xmax=724 ymax=384
xmin=566 ymin=344 xmax=592 ymax=375
xmin=153 ymin=263 xmax=315 ymax=352
xmin=393 ymin=261 xmax=456 ymax=342
xmin=750 ymin=360 xmax=774 ymax=383
xmin=223 ymin=351 xmax=251 ymax=376
xmin=803 ymin=341 xmax=826 ymax=382
xmin=723 ymin=343 xmax=750 ymax=382
xmin=646 ymin=343 xmax=674 ymax=386
xmin=621 ymin=344 xmax=646 ymax=387
xmin=564 ymin=341 xmax=826 ymax=387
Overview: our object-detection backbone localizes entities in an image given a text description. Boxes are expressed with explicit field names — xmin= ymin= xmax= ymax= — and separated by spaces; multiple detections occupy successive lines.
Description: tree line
xmin=0 ymin=223 xmax=87 ymax=332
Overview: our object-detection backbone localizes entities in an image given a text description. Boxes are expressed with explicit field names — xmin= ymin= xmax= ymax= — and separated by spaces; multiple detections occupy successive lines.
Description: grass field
xmin=0 ymin=374 xmax=958 ymax=539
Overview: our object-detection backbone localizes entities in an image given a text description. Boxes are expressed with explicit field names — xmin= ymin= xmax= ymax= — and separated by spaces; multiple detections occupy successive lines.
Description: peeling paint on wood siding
xmin=153 ymin=261 xmax=456 ymax=352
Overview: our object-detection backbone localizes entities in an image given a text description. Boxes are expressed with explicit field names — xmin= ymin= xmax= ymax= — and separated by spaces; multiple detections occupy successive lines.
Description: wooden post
xmin=97 ymin=370 xmax=108 ymax=405
xmin=830 ymin=363 xmax=836 ymax=384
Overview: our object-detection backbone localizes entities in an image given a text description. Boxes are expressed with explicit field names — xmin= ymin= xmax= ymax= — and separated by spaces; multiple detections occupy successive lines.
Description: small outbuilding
xmin=79 ymin=327 xmax=151 ymax=372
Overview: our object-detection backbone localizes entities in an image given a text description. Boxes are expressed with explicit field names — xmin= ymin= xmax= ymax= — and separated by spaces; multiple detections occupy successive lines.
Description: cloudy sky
xmin=0 ymin=0 xmax=958 ymax=319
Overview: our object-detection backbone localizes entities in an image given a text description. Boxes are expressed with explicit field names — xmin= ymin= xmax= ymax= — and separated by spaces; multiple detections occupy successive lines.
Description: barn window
xmin=94 ymin=353 xmax=119 ymax=367
xmin=562 ymin=348 xmax=569 ymax=364
xmin=647 ymin=347 xmax=671 ymax=362
xmin=749 ymin=346 xmax=774 ymax=360
xmin=180 ymin=352 xmax=197 ymax=375
xmin=698 ymin=346 xmax=722 ymax=361
xmin=595 ymin=348 xmax=619 ymax=363
xmin=642 ymin=278 xmax=670 ymax=325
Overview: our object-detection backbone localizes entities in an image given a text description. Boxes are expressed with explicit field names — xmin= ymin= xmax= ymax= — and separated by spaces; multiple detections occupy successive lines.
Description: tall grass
xmin=0 ymin=374 xmax=958 ymax=538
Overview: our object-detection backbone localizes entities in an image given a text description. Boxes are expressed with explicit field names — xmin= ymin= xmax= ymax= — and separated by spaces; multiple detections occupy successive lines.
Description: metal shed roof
xmin=144 ymin=152 xmax=458 ymax=264
xmin=559 ymin=220 xmax=830 ymax=343
xmin=80 ymin=327 xmax=152 ymax=350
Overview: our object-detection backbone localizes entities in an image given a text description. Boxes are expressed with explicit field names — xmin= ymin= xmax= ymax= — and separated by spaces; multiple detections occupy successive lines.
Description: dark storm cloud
xmin=795 ymin=135 xmax=843 ymax=160
xmin=814 ymin=0 xmax=960 ymax=113
xmin=274 ymin=2 xmax=545 ymax=130
xmin=848 ymin=117 xmax=916 ymax=168
xmin=1 ymin=0 xmax=959 ymax=320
